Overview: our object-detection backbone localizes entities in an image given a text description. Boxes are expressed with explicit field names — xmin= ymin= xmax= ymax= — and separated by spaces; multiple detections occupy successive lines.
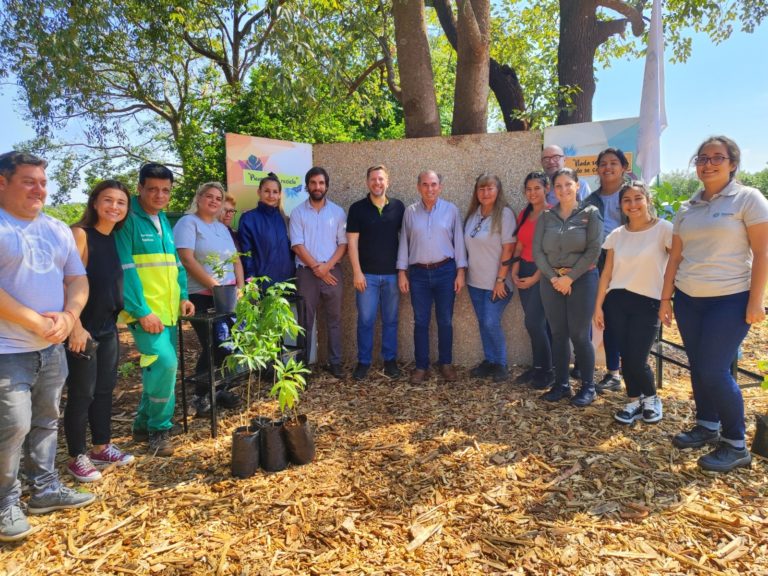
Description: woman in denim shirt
xmin=533 ymin=168 xmax=602 ymax=406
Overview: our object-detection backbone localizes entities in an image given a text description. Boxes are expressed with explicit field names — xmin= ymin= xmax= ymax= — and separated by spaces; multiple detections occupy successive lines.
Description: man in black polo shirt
xmin=346 ymin=165 xmax=405 ymax=380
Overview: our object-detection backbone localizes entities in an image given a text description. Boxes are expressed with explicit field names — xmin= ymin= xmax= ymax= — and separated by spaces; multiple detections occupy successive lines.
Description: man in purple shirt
xmin=289 ymin=167 xmax=348 ymax=379
xmin=397 ymin=170 xmax=466 ymax=384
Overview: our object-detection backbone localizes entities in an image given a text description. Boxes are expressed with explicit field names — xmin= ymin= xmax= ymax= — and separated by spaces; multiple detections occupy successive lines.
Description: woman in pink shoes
xmin=64 ymin=180 xmax=134 ymax=482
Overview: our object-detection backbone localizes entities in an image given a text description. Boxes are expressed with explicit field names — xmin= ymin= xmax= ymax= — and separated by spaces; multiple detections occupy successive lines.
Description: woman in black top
xmin=64 ymin=180 xmax=132 ymax=483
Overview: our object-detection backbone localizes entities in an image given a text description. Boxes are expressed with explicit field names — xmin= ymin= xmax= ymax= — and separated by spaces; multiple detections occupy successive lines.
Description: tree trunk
xmin=452 ymin=0 xmax=490 ymax=135
xmin=556 ymin=0 xmax=598 ymax=125
xmin=391 ymin=0 xmax=441 ymax=138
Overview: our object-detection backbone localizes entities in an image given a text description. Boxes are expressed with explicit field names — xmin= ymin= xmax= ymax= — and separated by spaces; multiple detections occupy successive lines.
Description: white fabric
xmin=636 ymin=0 xmax=667 ymax=183
xmin=603 ymin=219 xmax=672 ymax=299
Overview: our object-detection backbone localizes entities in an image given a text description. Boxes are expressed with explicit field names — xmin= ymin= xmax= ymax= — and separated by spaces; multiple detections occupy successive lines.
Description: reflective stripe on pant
xmin=128 ymin=323 xmax=178 ymax=433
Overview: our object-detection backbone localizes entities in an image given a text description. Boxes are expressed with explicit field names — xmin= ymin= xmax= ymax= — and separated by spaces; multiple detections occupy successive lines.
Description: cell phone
xmin=68 ymin=338 xmax=99 ymax=361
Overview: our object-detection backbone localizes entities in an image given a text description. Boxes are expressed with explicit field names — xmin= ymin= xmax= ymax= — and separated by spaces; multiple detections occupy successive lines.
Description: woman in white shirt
xmin=659 ymin=136 xmax=768 ymax=473
xmin=594 ymin=181 xmax=671 ymax=426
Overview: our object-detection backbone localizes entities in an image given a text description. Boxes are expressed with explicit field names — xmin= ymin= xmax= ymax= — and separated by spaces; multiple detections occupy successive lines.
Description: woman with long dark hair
xmin=64 ymin=180 xmax=132 ymax=482
xmin=660 ymin=136 xmax=768 ymax=472
xmin=511 ymin=172 xmax=554 ymax=389
xmin=464 ymin=174 xmax=516 ymax=382
xmin=533 ymin=168 xmax=602 ymax=406
xmin=594 ymin=181 xmax=671 ymax=425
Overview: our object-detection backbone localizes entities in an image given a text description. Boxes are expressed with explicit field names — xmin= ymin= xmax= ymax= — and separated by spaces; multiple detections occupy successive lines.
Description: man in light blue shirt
xmin=541 ymin=145 xmax=590 ymax=205
xmin=397 ymin=170 xmax=466 ymax=384
xmin=289 ymin=167 xmax=347 ymax=378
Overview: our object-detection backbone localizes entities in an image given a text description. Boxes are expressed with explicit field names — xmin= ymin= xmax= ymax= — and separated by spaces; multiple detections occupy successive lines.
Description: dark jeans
xmin=540 ymin=269 xmax=598 ymax=386
xmin=517 ymin=260 xmax=552 ymax=370
xmin=603 ymin=289 xmax=659 ymax=398
xmin=64 ymin=330 xmax=119 ymax=457
xmin=189 ymin=293 xmax=234 ymax=395
xmin=598 ymin=250 xmax=620 ymax=371
xmin=674 ymin=289 xmax=751 ymax=443
xmin=409 ymin=260 xmax=457 ymax=370
xmin=296 ymin=266 xmax=343 ymax=365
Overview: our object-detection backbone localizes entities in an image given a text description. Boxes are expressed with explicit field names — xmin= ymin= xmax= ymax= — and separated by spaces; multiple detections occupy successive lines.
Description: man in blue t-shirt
xmin=346 ymin=165 xmax=405 ymax=381
xmin=0 ymin=151 xmax=94 ymax=542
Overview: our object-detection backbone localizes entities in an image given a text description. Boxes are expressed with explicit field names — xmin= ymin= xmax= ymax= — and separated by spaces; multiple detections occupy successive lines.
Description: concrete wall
xmin=312 ymin=130 xmax=542 ymax=368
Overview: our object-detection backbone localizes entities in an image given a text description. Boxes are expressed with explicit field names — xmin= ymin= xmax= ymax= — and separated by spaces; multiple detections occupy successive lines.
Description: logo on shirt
xmin=21 ymin=233 xmax=56 ymax=274
xmin=712 ymin=212 xmax=734 ymax=218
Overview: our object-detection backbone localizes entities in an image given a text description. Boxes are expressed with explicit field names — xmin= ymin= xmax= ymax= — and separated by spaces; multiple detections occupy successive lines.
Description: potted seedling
xmin=205 ymin=252 xmax=248 ymax=313
xmin=270 ymin=357 xmax=312 ymax=465
xmin=224 ymin=277 xmax=305 ymax=475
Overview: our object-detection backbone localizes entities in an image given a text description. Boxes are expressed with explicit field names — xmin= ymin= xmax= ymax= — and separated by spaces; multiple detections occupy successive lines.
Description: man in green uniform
xmin=115 ymin=163 xmax=194 ymax=456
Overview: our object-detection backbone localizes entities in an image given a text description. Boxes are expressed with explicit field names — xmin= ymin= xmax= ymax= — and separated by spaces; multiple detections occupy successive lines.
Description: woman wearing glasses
xmin=510 ymin=172 xmax=554 ymax=389
xmin=65 ymin=180 xmax=133 ymax=482
xmin=594 ymin=181 xmax=671 ymax=426
xmin=218 ymin=193 xmax=241 ymax=250
xmin=464 ymin=174 xmax=517 ymax=382
xmin=238 ymin=173 xmax=295 ymax=285
xmin=533 ymin=168 xmax=602 ymax=405
xmin=660 ymin=136 xmax=768 ymax=472
xmin=173 ymin=182 xmax=244 ymax=416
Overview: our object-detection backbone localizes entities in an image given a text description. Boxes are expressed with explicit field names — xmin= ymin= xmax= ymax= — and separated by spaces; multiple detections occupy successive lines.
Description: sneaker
xmin=89 ymin=444 xmax=135 ymax=467
xmin=148 ymin=430 xmax=174 ymax=457
xmin=595 ymin=373 xmax=622 ymax=393
xmin=541 ymin=384 xmax=572 ymax=402
xmin=192 ymin=394 xmax=211 ymax=418
xmin=353 ymin=363 xmax=370 ymax=381
xmin=28 ymin=484 xmax=95 ymax=514
xmin=698 ymin=442 xmax=752 ymax=472
xmin=325 ymin=363 xmax=344 ymax=379
xmin=531 ymin=368 xmax=555 ymax=390
xmin=470 ymin=360 xmax=494 ymax=379
xmin=672 ymin=425 xmax=720 ymax=449
xmin=641 ymin=395 xmax=663 ymax=424
xmin=513 ymin=366 xmax=536 ymax=384
xmin=614 ymin=400 xmax=643 ymax=425
xmin=215 ymin=389 xmax=242 ymax=409
xmin=66 ymin=454 xmax=102 ymax=483
xmin=570 ymin=382 xmax=597 ymax=407
xmin=491 ymin=364 xmax=509 ymax=383
xmin=0 ymin=504 xmax=32 ymax=542
xmin=383 ymin=360 xmax=401 ymax=378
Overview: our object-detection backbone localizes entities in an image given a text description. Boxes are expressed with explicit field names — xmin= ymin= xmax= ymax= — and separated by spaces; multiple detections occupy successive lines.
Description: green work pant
xmin=128 ymin=323 xmax=178 ymax=433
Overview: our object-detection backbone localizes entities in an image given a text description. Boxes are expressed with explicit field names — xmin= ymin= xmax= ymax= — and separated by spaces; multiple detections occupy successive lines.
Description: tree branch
xmin=346 ymin=57 xmax=387 ymax=96
xmin=597 ymin=0 xmax=646 ymax=36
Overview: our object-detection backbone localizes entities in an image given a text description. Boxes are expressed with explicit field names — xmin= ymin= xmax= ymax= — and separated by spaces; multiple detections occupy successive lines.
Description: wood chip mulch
xmin=2 ymin=326 xmax=767 ymax=576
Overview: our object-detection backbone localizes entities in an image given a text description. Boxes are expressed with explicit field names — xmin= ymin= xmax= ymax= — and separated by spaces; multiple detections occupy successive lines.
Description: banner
xmin=225 ymin=133 xmax=313 ymax=219
xmin=544 ymin=117 xmax=640 ymax=191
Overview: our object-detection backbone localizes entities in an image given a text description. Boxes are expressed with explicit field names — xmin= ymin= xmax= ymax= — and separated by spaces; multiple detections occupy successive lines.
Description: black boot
xmin=571 ymin=382 xmax=597 ymax=407
xmin=541 ymin=383 xmax=572 ymax=402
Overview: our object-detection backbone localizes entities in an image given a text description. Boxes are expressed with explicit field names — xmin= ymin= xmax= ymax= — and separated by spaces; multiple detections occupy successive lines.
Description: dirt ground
xmin=2 ymin=320 xmax=766 ymax=576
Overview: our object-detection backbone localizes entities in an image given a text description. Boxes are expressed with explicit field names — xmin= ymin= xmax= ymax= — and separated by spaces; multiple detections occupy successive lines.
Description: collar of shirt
xmin=689 ymin=180 xmax=740 ymax=204
xmin=368 ymin=194 xmax=389 ymax=215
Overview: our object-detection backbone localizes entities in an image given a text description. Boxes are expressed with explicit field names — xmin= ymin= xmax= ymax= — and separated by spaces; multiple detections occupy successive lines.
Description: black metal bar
xmin=207 ymin=318 xmax=218 ymax=438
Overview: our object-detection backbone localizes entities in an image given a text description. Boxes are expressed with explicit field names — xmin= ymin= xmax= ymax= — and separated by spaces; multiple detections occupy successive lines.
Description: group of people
xmin=0 ymin=134 xmax=765 ymax=542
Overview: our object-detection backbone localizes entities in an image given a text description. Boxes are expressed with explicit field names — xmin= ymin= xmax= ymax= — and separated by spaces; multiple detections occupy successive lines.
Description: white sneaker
xmin=614 ymin=400 xmax=642 ymax=425
xmin=642 ymin=395 xmax=663 ymax=424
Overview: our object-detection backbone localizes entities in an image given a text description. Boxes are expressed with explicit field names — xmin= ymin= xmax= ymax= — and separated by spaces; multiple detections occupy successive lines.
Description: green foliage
xmin=759 ymin=360 xmax=768 ymax=391
xmin=42 ymin=203 xmax=86 ymax=225
xmin=270 ymin=357 xmax=310 ymax=416
xmin=739 ymin=168 xmax=768 ymax=198
xmin=117 ymin=361 xmax=137 ymax=378
xmin=204 ymin=251 xmax=249 ymax=282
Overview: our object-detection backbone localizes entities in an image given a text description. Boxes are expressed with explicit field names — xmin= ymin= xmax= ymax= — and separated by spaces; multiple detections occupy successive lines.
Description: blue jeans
xmin=0 ymin=345 xmax=67 ymax=509
xmin=356 ymin=274 xmax=400 ymax=365
xmin=674 ymin=290 xmax=751 ymax=444
xmin=540 ymin=269 xmax=598 ymax=386
xmin=468 ymin=285 xmax=511 ymax=366
xmin=518 ymin=260 xmax=552 ymax=370
xmin=409 ymin=260 xmax=457 ymax=370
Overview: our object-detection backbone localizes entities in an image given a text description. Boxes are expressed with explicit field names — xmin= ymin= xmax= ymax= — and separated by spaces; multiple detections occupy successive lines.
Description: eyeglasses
xmin=694 ymin=155 xmax=730 ymax=166
xmin=541 ymin=154 xmax=564 ymax=164
xmin=469 ymin=216 xmax=488 ymax=238
xmin=223 ymin=209 xmax=237 ymax=215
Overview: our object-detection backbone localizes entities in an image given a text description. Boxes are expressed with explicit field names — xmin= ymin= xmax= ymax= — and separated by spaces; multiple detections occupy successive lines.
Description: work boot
xmin=697 ymin=442 xmax=751 ymax=472
xmin=470 ymin=360 xmax=494 ymax=379
xmin=570 ymin=382 xmax=597 ymax=407
xmin=672 ymin=425 xmax=720 ymax=449
xmin=491 ymin=364 xmax=509 ymax=383
xmin=409 ymin=368 xmax=431 ymax=384
xmin=438 ymin=364 xmax=457 ymax=382
xmin=383 ymin=360 xmax=401 ymax=378
xmin=352 ymin=363 xmax=370 ymax=381
xmin=148 ymin=430 xmax=174 ymax=457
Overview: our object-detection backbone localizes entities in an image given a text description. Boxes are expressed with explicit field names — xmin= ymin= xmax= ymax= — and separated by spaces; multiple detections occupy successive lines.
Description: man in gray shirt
xmin=0 ymin=151 xmax=94 ymax=542
xmin=290 ymin=166 xmax=348 ymax=379
xmin=397 ymin=170 xmax=466 ymax=384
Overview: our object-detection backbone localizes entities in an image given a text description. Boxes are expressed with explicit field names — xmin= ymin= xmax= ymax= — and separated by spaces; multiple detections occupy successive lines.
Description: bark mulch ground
xmin=2 ymin=324 xmax=767 ymax=576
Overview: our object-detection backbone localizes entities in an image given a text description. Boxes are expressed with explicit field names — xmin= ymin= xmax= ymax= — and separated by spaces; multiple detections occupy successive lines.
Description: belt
xmin=412 ymin=257 xmax=453 ymax=270
xmin=554 ymin=267 xmax=572 ymax=277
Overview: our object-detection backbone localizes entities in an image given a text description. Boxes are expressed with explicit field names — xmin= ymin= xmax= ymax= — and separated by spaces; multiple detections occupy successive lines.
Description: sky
xmin=0 ymin=22 xmax=766 ymax=202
